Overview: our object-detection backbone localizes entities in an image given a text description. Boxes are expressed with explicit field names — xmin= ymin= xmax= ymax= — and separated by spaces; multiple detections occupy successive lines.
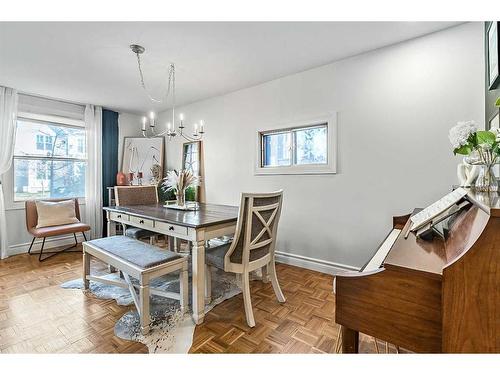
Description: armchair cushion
xmin=35 ymin=199 xmax=80 ymax=228
xmin=29 ymin=222 xmax=91 ymax=238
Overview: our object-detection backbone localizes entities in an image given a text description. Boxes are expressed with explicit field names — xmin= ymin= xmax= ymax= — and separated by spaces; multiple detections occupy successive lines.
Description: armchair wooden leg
xmin=205 ymin=264 xmax=212 ymax=304
xmin=241 ymin=272 xmax=256 ymax=327
xmin=268 ymin=260 xmax=286 ymax=303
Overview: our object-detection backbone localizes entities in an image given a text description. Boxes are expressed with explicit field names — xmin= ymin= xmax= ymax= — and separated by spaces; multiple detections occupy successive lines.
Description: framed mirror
xmin=182 ymin=141 xmax=204 ymax=202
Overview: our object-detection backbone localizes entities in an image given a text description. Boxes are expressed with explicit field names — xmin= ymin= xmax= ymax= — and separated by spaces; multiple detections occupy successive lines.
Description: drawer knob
xmin=169 ymin=226 xmax=175 ymax=231
xmin=139 ymin=220 xmax=144 ymax=224
xmin=117 ymin=214 xmax=121 ymax=218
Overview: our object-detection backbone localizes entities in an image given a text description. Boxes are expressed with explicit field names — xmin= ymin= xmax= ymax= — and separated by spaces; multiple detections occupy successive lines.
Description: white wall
xmin=5 ymin=110 xmax=143 ymax=256
xmin=158 ymin=23 xmax=484 ymax=270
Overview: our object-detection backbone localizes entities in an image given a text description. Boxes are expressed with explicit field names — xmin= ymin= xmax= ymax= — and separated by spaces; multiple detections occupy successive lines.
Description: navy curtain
xmin=101 ymin=109 xmax=119 ymax=236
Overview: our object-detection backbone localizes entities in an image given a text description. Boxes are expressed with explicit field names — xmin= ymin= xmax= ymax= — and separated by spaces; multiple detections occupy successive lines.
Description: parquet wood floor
xmin=0 ymin=246 xmax=398 ymax=354
xmin=190 ymin=263 xmax=399 ymax=354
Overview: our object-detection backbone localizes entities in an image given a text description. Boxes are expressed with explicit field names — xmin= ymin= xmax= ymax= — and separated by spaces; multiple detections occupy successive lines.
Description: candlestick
xmin=141 ymin=117 xmax=146 ymax=131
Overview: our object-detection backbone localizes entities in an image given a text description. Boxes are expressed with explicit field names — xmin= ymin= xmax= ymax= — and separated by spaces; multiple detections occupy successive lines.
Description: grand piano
xmin=335 ymin=188 xmax=499 ymax=353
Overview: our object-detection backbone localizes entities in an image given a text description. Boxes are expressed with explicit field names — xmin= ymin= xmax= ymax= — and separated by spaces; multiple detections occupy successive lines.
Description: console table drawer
xmin=110 ymin=212 xmax=129 ymax=222
xmin=129 ymin=215 xmax=154 ymax=228
xmin=155 ymin=221 xmax=188 ymax=236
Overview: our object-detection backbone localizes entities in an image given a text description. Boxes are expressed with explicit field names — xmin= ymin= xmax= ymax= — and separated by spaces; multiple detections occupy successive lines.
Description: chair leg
xmin=169 ymin=237 xmax=176 ymax=252
xmin=139 ymin=284 xmax=150 ymax=335
xmin=261 ymin=264 xmax=269 ymax=283
xmin=180 ymin=263 xmax=189 ymax=314
xmin=27 ymin=237 xmax=36 ymax=255
xmin=73 ymin=233 xmax=78 ymax=245
xmin=38 ymin=237 xmax=46 ymax=262
xmin=83 ymin=250 xmax=90 ymax=290
xmin=268 ymin=260 xmax=286 ymax=303
xmin=241 ymin=272 xmax=256 ymax=327
xmin=82 ymin=232 xmax=88 ymax=241
xmin=205 ymin=264 xmax=212 ymax=304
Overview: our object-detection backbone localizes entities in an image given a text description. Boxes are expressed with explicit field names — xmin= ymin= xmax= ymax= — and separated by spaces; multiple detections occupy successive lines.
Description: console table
xmin=103 ymin=203 xmax=238 ymax=324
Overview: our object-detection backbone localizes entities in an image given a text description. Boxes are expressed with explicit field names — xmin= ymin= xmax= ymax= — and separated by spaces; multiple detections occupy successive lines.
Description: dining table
xmin=103 ymin=202 xmax=239 ymax=324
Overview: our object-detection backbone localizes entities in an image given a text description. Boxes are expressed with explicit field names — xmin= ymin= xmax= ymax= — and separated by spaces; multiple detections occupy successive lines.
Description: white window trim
xmin=255 ymin=112 xmax=337 ymax=175
xmin=3 ymin=112 xmax=87 ymax=210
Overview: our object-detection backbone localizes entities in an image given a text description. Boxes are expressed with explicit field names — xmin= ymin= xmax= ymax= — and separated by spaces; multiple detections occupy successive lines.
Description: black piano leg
xmin=341 ymin=326 xmax=359 ymax=353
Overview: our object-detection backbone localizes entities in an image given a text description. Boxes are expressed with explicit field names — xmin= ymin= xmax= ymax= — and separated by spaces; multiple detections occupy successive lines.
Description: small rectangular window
xmin=256 ymin=114 xmax=336 ymax=175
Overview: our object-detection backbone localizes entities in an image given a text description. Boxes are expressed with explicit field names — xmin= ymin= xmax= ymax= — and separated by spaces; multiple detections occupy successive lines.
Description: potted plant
xmin=449 ymin=121 xmax=500 ymax=192
xmin=161 ymin=170 xmax=198 ymax=207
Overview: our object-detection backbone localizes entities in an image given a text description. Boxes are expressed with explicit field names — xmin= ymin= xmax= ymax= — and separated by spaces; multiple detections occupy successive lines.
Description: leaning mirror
xmin=182 ymin=141 xmax=202 ymax=202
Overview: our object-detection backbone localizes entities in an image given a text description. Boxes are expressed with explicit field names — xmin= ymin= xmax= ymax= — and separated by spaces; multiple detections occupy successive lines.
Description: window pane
xmin=14 ymin=158 xmax=86 ymax=201
xmin=15 ymin=119 xmax=86 ymax=159
xmin=295 ymin=125 xmax=327 ymax=165
xmin=262 ymin=132 xmax=291 ymax=167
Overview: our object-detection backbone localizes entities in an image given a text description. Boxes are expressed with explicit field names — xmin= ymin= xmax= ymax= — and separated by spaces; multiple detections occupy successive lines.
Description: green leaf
xmin=454 ymin=144 xmax=472 ymax=155
xmin=475 ymin=131 xmax=496 ymax=145
xmin=496 ymin=97 xmax=500 ymax=106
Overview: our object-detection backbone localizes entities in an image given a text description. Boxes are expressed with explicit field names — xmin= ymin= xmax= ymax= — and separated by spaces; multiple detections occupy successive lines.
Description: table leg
xmin=341 ymin=326 xmax=359 ymax=353
xmin=107 ymin=217 xmax=117 ymax=273
xmin=192 ymin=239 xmax=206 ymax=324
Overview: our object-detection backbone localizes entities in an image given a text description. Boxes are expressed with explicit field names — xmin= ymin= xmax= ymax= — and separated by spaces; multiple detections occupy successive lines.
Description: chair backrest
xmin=25 ymin=198 xmax=81 ymax=231
xmin=226 ymin=190 xmax=283 ymax=267
xmin=114 ymin=185 xmax=158 ymax=206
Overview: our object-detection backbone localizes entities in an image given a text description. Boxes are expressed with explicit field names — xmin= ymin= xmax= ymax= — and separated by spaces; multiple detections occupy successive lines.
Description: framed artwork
xmin=121 ymin=137 xmax=164 ymax=185
xmin=487 ymin=21 xmax=500 ymax=90
xmin=182 ymin=141 xmax=202 ymax=201
xmin=489 ymin=111 xmax=499 ymax=131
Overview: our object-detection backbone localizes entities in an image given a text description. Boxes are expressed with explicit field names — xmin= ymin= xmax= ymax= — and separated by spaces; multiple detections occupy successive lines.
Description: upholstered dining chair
xmin=25 ymin=198 xmax=90 ymax=261
xmin=204 ymin=190 xmax=286 ymax=327
xmin=114 ymin=185 xmax=159 ymax=245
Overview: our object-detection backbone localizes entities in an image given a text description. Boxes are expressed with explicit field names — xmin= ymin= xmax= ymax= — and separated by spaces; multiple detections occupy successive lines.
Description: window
xmin=256 ymin=114 xmax=337 ymax=175
xmin=13 ymin=118 xmax=87 ymax=201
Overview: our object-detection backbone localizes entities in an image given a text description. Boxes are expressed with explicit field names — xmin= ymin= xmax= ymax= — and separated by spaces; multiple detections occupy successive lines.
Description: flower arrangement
xmin=449 ymin=121 xmax=500 ymax=162
xmin=449 ymin=120 xmax=499 ymax=192
xmin=161 ymin=170 xmax=198 ymax=207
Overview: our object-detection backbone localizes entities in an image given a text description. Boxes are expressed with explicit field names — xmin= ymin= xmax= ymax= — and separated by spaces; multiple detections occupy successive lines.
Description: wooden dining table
xmin=103 ymin=203 xmax=239 ymax=324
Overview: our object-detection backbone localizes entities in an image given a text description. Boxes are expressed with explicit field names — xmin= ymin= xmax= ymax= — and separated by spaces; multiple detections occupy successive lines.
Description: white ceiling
xmin=0 ymin=22 xmax=461 ymax=114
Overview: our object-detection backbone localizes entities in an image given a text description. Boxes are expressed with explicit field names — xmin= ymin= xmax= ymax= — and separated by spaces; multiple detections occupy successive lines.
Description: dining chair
xmin=204 ymin=190 xmax=286 ymax=327
xmin=114 ymin=186 xmax=160 ymax=245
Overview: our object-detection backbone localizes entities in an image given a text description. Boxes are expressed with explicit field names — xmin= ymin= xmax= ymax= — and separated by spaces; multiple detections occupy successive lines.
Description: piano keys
xmin=335 ymin=189 xmax=499 ymax=353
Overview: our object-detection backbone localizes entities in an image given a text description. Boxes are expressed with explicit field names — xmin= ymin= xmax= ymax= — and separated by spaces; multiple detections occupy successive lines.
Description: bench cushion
xmin=86 ymin=236 xmax=181 ymax=269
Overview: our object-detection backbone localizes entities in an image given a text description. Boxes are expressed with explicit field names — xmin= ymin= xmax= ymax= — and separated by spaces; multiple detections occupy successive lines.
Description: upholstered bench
xmin=82 ymin=235 xmax=188 ymax=334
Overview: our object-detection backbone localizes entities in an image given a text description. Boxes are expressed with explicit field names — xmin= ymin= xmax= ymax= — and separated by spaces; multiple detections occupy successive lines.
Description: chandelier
xmin=130 ymin=44 xmax=205 ymax=141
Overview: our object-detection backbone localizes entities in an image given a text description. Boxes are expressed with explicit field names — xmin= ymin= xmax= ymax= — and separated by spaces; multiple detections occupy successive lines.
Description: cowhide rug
xmin=61 ymin=259 xmax=253 ymax=353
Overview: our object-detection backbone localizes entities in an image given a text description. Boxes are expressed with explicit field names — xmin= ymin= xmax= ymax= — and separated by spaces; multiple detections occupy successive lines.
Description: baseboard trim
xmin=8 ymin=233 xmax=87 ymax=257
xmin=275 ymin=251 xmax=360 ymax=275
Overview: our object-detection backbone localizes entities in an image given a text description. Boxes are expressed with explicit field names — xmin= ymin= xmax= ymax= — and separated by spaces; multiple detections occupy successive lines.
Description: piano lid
xmin=383 ymin=190 xmax=495 ymax=278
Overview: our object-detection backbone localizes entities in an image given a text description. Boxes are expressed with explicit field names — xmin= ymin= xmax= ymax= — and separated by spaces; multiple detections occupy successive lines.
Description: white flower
xmin=448 ymin=121 xmax=477 ymax=149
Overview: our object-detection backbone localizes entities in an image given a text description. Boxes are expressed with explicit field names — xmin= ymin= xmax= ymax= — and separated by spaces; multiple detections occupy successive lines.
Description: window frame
xmin=3 ymin=112 xmax=87 ymax=210
xmin=255 ymin=113 xmax=337 ymax=175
